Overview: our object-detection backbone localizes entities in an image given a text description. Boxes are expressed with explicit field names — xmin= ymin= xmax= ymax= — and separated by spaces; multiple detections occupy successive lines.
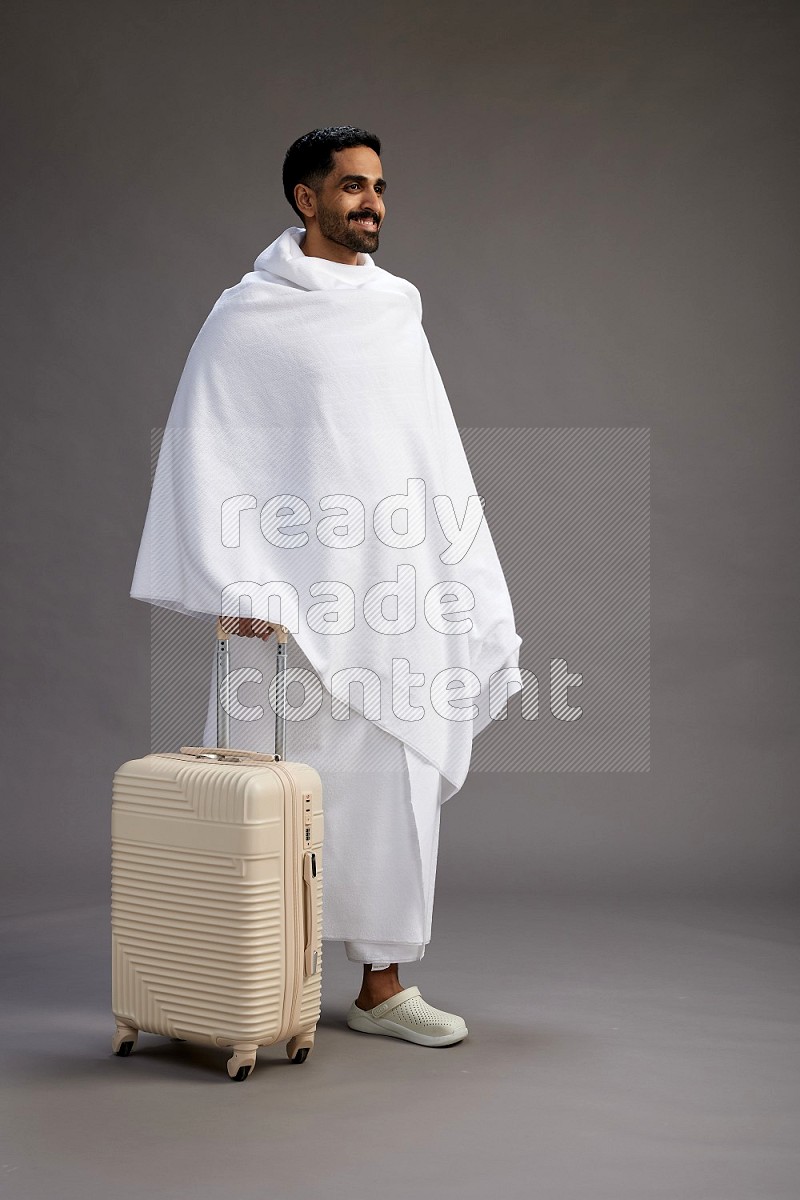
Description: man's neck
xmin=299 ymin=227 xmax=361 ymax=266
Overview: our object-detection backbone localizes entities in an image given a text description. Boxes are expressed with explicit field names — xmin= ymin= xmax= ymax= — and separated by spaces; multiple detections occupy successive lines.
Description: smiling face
xmin=296 ymin=145 xmax=386 ymax=256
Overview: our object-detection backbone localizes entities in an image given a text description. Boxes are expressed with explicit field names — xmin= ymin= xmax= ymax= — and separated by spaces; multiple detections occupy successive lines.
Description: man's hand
xmin=218 ymin=616 xmax=274 ymax=641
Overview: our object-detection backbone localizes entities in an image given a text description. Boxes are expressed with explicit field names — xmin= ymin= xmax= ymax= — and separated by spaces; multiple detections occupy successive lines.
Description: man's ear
xmin=294 ymin=182 xmax=316 ymax=223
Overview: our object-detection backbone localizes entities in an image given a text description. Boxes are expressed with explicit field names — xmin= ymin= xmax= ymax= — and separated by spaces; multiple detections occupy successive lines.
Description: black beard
xmin=316 ymin=205 xmax=380 ymax=254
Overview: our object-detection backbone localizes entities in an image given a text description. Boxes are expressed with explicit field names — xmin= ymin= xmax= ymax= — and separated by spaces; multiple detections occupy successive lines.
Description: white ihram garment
xmin=132 ymin=226 xmax=523 ymax=967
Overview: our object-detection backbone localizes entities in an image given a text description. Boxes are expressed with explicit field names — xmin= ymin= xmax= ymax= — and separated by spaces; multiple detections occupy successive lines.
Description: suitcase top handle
xmin=180 ymin=746 xmax=280 ymax=764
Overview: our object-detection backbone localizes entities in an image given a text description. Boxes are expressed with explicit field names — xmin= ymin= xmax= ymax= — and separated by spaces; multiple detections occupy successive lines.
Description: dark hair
xmin=282 ymin=126 xmax=381 ymax=219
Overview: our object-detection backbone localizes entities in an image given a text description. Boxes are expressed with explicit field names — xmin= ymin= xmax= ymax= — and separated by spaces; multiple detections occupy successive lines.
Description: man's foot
xmin=346 ymin=985 xmax=468 ymax=1047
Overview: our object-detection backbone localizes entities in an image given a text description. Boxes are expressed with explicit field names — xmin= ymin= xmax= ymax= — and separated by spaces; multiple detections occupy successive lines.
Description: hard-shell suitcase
xmin=111 ymin=620 xmax=323 ymax=1081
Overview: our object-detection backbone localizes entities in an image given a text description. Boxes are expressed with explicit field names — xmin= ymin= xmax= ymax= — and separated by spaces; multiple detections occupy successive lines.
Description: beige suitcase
xmin=111 ymin=621 xmax=323 ymax=1081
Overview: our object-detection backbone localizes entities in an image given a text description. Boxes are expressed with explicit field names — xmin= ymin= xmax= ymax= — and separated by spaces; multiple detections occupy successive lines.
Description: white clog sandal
xmin=346 ymin=985 xmax=468 ymax=1047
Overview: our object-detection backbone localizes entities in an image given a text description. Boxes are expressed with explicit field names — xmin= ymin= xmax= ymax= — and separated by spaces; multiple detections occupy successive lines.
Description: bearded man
xmin=131 ymin=126 xmax=522 ymax=1047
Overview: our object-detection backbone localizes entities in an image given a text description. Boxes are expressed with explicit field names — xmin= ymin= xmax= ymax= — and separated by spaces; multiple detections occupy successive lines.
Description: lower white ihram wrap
xmin=131 ymin=227 xmax=523 ymax=968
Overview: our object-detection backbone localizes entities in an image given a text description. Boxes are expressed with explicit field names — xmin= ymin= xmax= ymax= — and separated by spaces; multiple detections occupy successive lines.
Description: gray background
xmin=1 ymin=3 xmax=798 ymax=1198
xmin=2 ymin=0 xmax=796 ymax=914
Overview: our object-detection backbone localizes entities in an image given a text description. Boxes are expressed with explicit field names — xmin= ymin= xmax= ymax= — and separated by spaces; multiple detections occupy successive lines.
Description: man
xmin=131 ymin=127 xmax=522 ymax=1047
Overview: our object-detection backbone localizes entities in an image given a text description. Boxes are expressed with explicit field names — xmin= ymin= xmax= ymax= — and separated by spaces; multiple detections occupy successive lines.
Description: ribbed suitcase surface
xmin=111 ymin=747 xmax=323 ymax=1080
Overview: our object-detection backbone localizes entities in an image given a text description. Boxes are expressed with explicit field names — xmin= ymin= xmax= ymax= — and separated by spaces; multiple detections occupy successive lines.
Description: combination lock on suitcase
xmin=110 ymin=620 xmax=323 ymax=1081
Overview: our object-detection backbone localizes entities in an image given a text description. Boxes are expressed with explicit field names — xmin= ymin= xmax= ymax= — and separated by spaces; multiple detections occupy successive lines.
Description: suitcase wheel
xmin=112 ymin=1022 xmax=139 ymax=1056
xmin=227 ymin=1046 xmax=258 ymax=1081
xmin=286 ymin=1032 xmax=315 ymax=1063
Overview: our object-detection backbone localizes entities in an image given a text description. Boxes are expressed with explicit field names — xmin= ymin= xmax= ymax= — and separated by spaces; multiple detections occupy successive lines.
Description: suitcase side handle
xmin=179 ymin=745 xmax=277 ymax=764
xmin=302 ymin=851 xmax=320 ymax=976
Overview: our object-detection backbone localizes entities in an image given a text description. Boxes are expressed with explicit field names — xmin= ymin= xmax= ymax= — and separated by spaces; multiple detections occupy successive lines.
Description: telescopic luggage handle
xmin=214 ymin=616 xmax=290 ymax=760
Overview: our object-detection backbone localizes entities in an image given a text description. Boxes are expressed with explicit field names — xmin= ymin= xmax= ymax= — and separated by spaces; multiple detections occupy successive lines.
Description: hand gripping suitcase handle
xmin=215 ymin=617 xmax=290 ymax=759
xmin=216 ymin=616 xmax=289 ymax=644
xmin=302 ymin=851 xmax=319 ymax=976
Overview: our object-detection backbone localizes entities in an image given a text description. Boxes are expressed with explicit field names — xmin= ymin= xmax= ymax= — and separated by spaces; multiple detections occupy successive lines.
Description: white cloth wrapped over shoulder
xmin=131 ymin=226 xmax=523 ymax=960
